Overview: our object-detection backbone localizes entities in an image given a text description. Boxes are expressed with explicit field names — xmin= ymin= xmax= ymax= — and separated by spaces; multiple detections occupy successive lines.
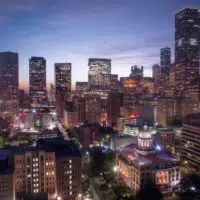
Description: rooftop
xmin=0 ymin=138 xmax=81 ymax=157
xmin=119 ymin=144 xmax=179 ymax=168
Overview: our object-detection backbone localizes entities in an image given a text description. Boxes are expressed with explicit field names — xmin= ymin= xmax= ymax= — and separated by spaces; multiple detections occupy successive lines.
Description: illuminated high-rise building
xmin=181 ymin=113 xmax=200 ymax=170
xmin=55 ymin=63 xmax=71 ymax=93
xmin=88 ymin=58 xmax=111 ymax=88
xmin=160 ymin=47 xmax=171 ymax=76
xmin=175 ymin=8 xmax=200 ymax=98
xmin=29 ymin=57 xmax=46 ymax=107
xmin=76 ymin=82 xmax=88 ymax=91
xmin=0 ymin=52 xmax=19 ymax=120
xmin=55 ymin=63 xmax=71 ymax=119
xmin=152 ymin=64 xmax=162 ymax=95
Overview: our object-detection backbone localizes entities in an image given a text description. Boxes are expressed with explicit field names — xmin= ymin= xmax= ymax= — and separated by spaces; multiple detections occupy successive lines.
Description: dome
xmin=138 ymin=125 xmax=152 ymax=139
xmin=136 ymin=126 xmax=155 ymax=156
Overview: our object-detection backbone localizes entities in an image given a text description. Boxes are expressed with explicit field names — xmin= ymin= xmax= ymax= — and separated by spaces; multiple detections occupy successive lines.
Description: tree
xmin=135 ymin=183 xmax=163 ymax=200
xmin=0 ymin=136 xmax=5 ymax=148
xmin=90 ymin=149 xmax=104 ymax=176
xmin=113 ymin=185 xmax=134 ymax=200
xmin=177 ymin=173 xmax=200 ymax=200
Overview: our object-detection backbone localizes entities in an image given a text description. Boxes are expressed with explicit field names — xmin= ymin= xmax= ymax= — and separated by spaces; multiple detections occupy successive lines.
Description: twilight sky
xmin=1 ymin=0 xmax=200 ymax=89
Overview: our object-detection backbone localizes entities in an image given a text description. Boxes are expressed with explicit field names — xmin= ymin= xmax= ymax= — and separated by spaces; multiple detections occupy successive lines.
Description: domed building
xmin=136 ymin=125 xmax=155 ymax=156
xmin=117 ymin=126 xmax=180 ymax=197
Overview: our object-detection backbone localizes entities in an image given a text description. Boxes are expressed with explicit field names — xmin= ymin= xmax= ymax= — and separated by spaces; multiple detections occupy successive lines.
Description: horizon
xmin=1 ymin=0 xmax=200 ymax=90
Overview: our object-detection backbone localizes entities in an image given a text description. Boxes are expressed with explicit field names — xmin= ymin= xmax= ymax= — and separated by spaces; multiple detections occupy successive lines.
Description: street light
xmin=190 ymin=186 xmax=196 ymax=191
xmin=113 ymin=166 xmax=118 ymax=172
xmin=156 ymin=145 xmax=161 ymax=151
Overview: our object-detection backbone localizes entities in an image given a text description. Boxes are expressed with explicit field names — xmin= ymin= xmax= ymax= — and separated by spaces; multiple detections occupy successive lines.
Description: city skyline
xmin=1 ymin=4 xmax=200 ymax=199
xmin=1 ymin=0 xmax=200 ymax=90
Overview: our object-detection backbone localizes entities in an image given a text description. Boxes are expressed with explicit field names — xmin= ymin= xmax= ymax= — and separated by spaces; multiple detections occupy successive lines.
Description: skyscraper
xmin=161 ymin=47 xmax=171 ymax=68
xmin=29 ymin=57 xmax=46 ymax=107
xmin=130 ymin=65 xmax=143 ymax=79
xmin=84 ymin=93 xmax=101 ymax=123
xmin=55 ymin=63 xmax=71 ymax=93
xmin=160 ymin=47 xmax=171 ymax=76
xmin=88 ymin=58 xmax=111 ymax=88
xmin=107 ymin=91 xmax=121 ymax=126
xmin=152 ymin=64 xmax=161 ymax=95
xmin=55 ymin=63 xmax=71 ymax=119
xmin=0 ymin=52 xmax=19 ymax=120
xmin=175 ymin=8 xmax=200 ymax=98
xmin=152 ymin=64 xmax=161 ymax=80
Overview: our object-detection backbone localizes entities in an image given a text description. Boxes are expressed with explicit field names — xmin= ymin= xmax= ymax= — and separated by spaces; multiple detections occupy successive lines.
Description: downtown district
xmin=0 ymin=7 xmax=200 ymax=200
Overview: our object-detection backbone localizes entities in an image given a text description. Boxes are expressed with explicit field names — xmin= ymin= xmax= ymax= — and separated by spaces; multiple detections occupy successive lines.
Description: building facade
xmin=130 ymin=65 xmax=144 ymax=79
xmin=29 ymin=57 xmax=47 ymax=108
xmin=160 ymin=47 xmax=171 ymax=76
xmin=0 ymin=52 xmax=19 ymax=120
xmin=55 ymin=63 xmax=71 ymax=119
xmin=181 ymin=113 xmax=200 ymax=171
xmin=75 ymin=82 xmax=88 ymax=91
xmin=55 ymin=63 xmax=71 ymax=93
xmin=63 ymin=102 xmax=78 ymax=128
xmin=156 ymin=128 xmax=175 ymax=154
xmin=175 ymin=8 xmax=200 ymax=98
xmin=117 ymin=127 xmax=180 ymax=197
xmin=0 ymin=139 xmax=82 ymax=200
xmin=88 ymin=58 xmax=111 ymax=88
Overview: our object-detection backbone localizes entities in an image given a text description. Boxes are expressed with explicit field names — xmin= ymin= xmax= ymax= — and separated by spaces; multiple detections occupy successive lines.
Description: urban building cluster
xmin=0 ymin=7 xmax=200 ymax=200
xmin=0 ymin=138 xmax=82 ymax=200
